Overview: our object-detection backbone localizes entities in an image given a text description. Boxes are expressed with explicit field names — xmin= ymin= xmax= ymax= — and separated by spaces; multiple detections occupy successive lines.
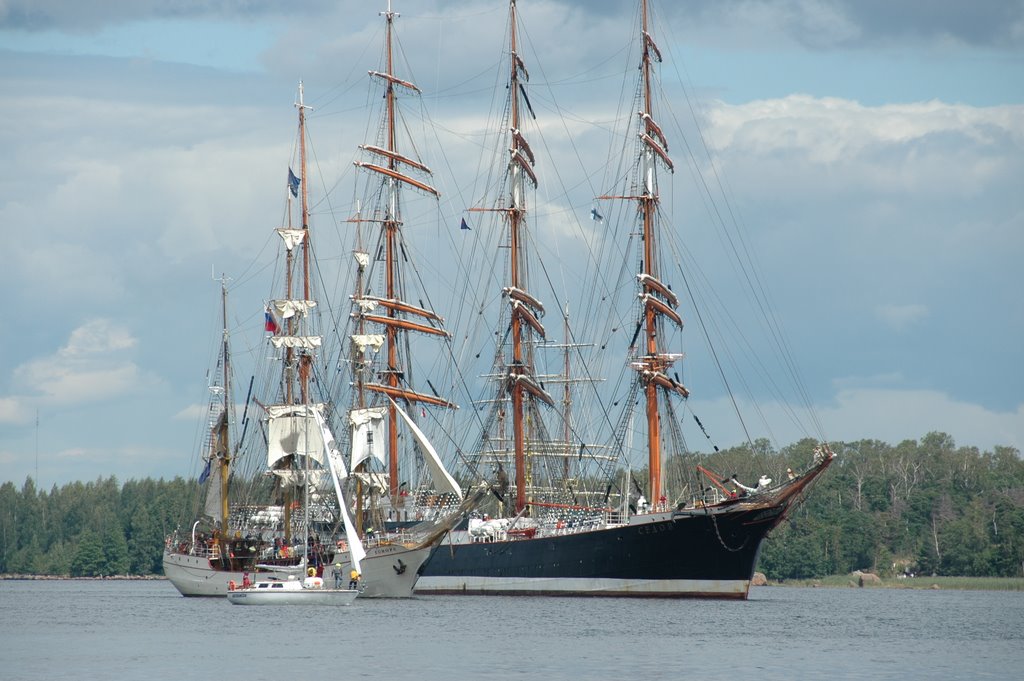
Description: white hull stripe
xmin=413 ymin=575 xmax=751 ymax=599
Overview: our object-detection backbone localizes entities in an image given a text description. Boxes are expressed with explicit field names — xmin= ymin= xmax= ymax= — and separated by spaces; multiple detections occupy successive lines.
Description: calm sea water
xmin=1 ymin=579 xmax=1021 ymax=680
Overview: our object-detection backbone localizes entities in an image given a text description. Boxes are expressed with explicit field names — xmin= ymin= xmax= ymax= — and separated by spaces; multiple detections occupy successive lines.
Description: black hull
xmin=417 ymin=503 xmax=785 ymax=599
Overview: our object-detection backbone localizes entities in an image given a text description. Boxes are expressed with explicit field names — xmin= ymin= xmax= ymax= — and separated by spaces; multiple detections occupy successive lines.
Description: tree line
xmin=1 ymin=432 xmax=1021 ymax=579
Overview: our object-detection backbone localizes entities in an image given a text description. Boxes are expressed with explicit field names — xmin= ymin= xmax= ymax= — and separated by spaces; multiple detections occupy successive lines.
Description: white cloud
xmin=10 ymin=319 xmax=155 ymax=406
xmin=689 ymin=387 xmax=1023 ymax=454
xmin=875 ymin=303 xmax=929 ymax=331
xmin=823 ymin=388 xmax=1024 ymax=452
xmin=0 ymin=397 xmax=32 ymax=425
xmin=707 ymin=96 xmax=1024 ymax=189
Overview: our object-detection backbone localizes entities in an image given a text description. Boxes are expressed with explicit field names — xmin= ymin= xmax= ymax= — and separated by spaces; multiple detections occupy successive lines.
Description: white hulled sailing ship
xmin=164 ymin=84 xmax=364 ymax=596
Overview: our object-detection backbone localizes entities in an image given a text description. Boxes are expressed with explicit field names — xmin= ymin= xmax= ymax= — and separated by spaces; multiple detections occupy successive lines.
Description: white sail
xmin=388 ymin=398 xmax=462 ymax=501
xmin=266 ymin=404 xmax=327 ymax=467
xmin=276 ymin=228 xmax=306 ymax=251
xmin=313 ymin=408 xmax=366 ymax=573
xmin=349 ymin=407 xmax=387 ymax=469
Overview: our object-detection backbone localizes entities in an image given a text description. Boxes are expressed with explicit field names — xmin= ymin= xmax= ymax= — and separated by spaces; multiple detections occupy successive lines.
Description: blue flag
xmin=590 ymin=207 xmax=603 ymax=222
xmin=460 ymin=217 xmax=471 ymax=231
xmin=198 ymin=459 xmax=212 ymax=484
xmin=288 ymin=168 xmax=300 ymax=197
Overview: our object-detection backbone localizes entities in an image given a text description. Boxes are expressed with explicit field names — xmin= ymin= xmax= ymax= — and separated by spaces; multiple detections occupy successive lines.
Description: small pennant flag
xmin=590 ymin=207 xmax=604 ymax=222
xmin=460 ymin=217 xmax=471 ymax=231
xmin=288 ymin=167 xmax=301 ymax=197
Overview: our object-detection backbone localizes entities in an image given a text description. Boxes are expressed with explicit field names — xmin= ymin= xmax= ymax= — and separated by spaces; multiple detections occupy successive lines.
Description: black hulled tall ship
xmin=416 ymin=0 xmax=834 ymax=599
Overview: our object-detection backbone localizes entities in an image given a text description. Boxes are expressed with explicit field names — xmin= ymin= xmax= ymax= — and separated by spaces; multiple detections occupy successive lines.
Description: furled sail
xmin=270 ymin=299 xmax=317 ymax=320
xmin=353 ymin=162 xmax=440 ymax=197
xmin=270 ymin=335 xmax=322 ymax=349
xmin=270 ymin=468 xmax=328 ymax=491
xmin=351 ymin=334 xmax=385 ymax=353
xmin=359 ymin=145 xmax=432 ymax=174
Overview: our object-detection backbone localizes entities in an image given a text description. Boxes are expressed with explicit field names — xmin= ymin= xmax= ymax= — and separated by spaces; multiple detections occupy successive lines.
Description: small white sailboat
xmin=226 ymin=572 xmax=358 ymax=606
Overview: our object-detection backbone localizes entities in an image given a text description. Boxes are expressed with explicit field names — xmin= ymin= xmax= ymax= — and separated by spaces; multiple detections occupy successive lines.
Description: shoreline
xmin=0 ymin=574 xmax=167 ymax=581
xmin=3 ymin=573 xmax=1021 ymax=591
xmin=767 ymin=575 xmax=1024 ymax=592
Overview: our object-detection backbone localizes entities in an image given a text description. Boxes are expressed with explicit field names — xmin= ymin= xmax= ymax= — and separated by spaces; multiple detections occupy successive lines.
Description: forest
xmin=1 ymin=431 xmax=1021 ymax=579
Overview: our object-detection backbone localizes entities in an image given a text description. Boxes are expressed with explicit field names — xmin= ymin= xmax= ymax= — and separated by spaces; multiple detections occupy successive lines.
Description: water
xmin=1 ymin=580 xmax=1020 ymax=680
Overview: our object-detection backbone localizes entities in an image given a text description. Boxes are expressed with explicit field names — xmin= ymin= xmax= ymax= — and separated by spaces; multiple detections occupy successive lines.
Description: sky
xmin=1 ymin=0 xmax=1022 ymax=488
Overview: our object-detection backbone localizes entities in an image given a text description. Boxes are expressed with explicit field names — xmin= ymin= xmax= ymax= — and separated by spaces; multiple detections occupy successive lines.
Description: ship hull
xmin=162 ymin=550 xmax=300 ymax=597
xmin=416 ymin=504 xmax=783 ymax=599
xmin=330 ymin=543 xmax=433 ymax=598
xmin=163 ymin=542 xmax=433 ymax=598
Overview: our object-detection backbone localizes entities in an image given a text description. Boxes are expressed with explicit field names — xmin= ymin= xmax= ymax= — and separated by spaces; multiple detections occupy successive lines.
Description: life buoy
xmin=228 ymin=580 xmax=236 ymax=591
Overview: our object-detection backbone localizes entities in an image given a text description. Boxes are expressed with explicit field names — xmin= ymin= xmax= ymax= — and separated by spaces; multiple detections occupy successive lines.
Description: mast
xmin=383 ymin=1 xmax=401 ymax=501
xmin=352 ymin=0 xmax=453 ymax=509
xmin=640 ymin=0 xmax=662 ymax=506
xmin=218 ymin=276 xmax=231 ymax=528
xmin=639 ymin=0 xmax=688 ymax=506
xmin=562 ymin=304 xmax=571 ymax=480
xmin=297 ymin=81 xmax=313 ymax=545
xmin=509 ymin=0 xmax=526 ymax=515
xmin=274 ymin=82 xmax=317 ymax=545
xmin=598 ymin=0 xmax=689 ymax=508
xmin=502 ymin=0 xmax=552 ymax=514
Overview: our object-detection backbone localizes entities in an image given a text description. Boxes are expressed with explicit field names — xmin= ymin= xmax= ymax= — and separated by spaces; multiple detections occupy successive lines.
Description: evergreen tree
xmin=70 ymin=530 xmax=107 ymax=577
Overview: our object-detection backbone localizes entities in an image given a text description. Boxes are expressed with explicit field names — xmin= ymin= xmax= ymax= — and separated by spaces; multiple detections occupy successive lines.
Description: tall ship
xmin=163 ymin=75 xmax=469 ymax=598
xmin=163 ymin=84 xmax=360 ymax=596
xmin=415 ymin=0 xmax=834 ymax=599
xmin=330 ymin=0 xmax=485 ymax=597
